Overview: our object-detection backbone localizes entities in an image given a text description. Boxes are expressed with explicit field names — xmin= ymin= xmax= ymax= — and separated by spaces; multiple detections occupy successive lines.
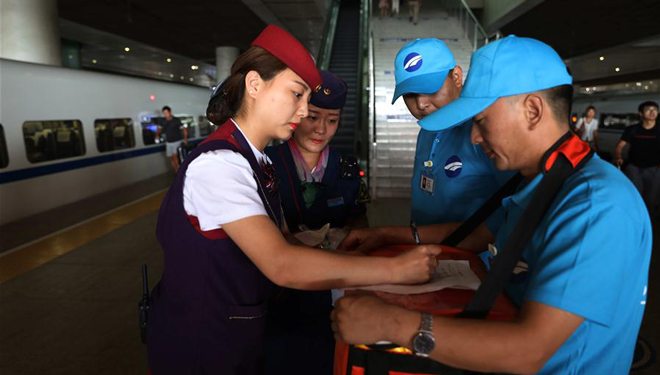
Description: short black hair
xmin=638 ymin=101 xmax=658 ymax=113
xmin=540 ymin=84 xmax=573 ymax=123
xmin=162 ymin=106 xmax=172 ymax=112
xmin=585 ymin=105 xmax=596 ymax=114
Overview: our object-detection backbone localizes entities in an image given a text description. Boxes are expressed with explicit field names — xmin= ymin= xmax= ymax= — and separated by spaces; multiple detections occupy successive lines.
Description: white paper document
xmin=352 ymin=260 xmax=481 ymax=295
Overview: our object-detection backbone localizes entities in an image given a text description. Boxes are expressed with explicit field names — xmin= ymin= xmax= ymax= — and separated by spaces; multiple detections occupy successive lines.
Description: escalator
xmin=320 ymin=0 xmax=362 ymax=157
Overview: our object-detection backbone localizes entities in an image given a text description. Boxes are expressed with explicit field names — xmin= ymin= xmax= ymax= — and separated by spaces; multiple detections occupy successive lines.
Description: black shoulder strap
xmin=460 ymin=132 xmax=593 ymax=319
xmin=441 ymin=173 xmax=523 ymax=247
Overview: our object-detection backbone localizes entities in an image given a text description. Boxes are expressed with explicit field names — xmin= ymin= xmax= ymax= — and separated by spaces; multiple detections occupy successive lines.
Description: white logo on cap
xmin=404 ymin=54 xmax=423 ymax=71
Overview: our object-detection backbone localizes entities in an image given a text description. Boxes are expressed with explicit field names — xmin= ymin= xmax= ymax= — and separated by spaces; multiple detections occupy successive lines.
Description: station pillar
xmin=215 ymin=46 xmax=239 ymax=83
xmin=0 ymin=0 xmax=62 ymax=66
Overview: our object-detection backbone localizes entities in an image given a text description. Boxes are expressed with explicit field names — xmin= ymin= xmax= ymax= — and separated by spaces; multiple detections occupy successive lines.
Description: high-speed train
xmin=0 ymin=58 xmax=212 ymax=226
xmin=572 ymin=92 xmax=659 ymax=161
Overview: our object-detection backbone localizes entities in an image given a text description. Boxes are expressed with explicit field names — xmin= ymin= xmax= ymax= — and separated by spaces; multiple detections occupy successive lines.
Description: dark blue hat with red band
xmin=251 ymin=25 xmax=322 ymax=90
xmin=310 ymin=70 xmax=347 ymax=110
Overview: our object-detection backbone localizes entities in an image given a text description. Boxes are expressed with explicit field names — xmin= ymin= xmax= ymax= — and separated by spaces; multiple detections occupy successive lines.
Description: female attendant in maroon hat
xmin=146 ymin=26 xmax=440 ymax=375
xmin=263 ymin=70 xmax=367 ymax=375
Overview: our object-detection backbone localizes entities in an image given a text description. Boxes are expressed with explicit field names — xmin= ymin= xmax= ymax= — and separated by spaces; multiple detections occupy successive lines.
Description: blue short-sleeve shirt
xmin=494 ymin=156 xmax=651 ymax=374
xmin=411 ymin=121 xmax=515 ymax=226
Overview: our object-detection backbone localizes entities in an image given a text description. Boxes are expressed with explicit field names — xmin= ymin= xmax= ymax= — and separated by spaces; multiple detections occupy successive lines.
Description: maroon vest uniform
xmin=147 ymin=120 xmax=283 ymax=375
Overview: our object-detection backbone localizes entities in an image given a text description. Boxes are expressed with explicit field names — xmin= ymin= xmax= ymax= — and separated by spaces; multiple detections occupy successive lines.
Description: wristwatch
xmin=412 ymin=312 xmax=435 ymax=357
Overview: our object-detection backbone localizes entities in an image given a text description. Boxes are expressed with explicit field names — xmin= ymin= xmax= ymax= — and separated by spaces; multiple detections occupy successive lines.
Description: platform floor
xmin=0 ymin=183 xmax=657 ymax=374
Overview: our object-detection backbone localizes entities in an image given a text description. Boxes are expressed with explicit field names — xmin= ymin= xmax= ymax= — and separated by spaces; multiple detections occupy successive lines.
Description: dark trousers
xmin=624 ymin=164 xmax=660 ymax=217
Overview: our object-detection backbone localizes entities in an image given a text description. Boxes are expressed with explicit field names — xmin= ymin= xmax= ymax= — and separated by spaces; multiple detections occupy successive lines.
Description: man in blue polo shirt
xmin=393 ymin=39 xmax=514 ymax=227
xmin=334 ymin=36 xmax=651 ymax=374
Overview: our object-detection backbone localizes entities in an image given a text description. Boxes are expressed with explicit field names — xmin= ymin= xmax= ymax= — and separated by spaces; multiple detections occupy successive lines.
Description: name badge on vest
xmin=420 ymin=168 xmax=435 ymax=195
xmin=327 ymin=197 xmax=345 ymax=207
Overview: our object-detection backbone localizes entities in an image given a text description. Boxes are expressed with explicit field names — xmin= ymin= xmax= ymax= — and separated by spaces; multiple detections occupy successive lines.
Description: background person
xmin=614 ymin=100 xmax=660 ymax=217
xmin=379 ymin=0 xmax=389 ymax=17
xmin=575 ymin=105 xmax=598 ymax=150
xmin=391 ymin=0 xmax=400 ymax=16
xmin=147 ymin=25 xmax=440 ymax=375
xmin=408 ymin=0 xmax=421 ymax=24
xmin=334 ymin=36 xmax=651 ymax=375
xmin=156 ymin=105 xmax=187 ymax=173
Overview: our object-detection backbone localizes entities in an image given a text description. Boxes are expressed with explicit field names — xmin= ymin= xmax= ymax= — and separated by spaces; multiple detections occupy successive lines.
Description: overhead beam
xmin=481 ymin=0 xmax=546 ymax=35
xmin=239 ymin=0 xmax=285 ymax=29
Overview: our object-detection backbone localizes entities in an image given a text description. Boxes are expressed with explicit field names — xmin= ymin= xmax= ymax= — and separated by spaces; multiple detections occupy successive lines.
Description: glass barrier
xmin=141 ymin=115 xmax=195 ymax=145
xmin=440 ymin=0 xmax=490 ymax=51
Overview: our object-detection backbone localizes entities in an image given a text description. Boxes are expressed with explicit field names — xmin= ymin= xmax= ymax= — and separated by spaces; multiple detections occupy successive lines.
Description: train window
xmin=95 ymin=118 xmax=135 ymax=152
xmin=179 ymin=116 xmax=197 ymax=139
xmin=141 ymin=115 xmax=195 ymax=145
xmin=198 ymin=115 xmax=216 ymax=137
xmin=0 ymin=124 xmax=9 ymax=168
xmin=22 ymin=120 xmax=86 ymax=163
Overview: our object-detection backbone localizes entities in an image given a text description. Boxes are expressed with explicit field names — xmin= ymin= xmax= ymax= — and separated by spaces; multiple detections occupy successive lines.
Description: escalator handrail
xmin=317 ymin=0 xmax=341 ymax=70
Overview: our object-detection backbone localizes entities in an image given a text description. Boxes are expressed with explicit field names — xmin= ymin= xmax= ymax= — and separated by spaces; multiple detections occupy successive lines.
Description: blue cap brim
xmin=418 ymin=96 xmax=498 ymax=131
xmin=391 ymin=70 xmax=449 ymax=104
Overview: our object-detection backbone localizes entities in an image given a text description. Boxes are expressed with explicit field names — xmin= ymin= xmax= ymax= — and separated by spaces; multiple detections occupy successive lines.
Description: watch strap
xmin=420 ymin=312 xmax=433 ymax=333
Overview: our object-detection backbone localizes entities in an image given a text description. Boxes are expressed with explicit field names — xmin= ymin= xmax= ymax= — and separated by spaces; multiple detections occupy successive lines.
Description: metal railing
xmin=356 ymin=0 xmax=372 ymax=172
xmin=441 ymin=0 xmax=490 ymax=51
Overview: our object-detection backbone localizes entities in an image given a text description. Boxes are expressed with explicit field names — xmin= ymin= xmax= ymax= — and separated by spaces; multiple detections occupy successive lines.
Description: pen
xmin=410 ymin=220 xmax=421 ymax=245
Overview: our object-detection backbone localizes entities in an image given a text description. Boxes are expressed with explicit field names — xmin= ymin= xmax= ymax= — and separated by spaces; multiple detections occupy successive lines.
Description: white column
xmin=0 ymin=0 xmax=62 ymax=66
xmin=215 ymin=46 xmax=239 ymax=83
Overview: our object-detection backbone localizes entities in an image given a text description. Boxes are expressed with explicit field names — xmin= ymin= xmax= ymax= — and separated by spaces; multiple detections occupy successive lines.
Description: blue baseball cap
xmin=419 ymin=35 xmax=573 ymax=131
xmin=392 ymin=38 xmax=456 ymax=104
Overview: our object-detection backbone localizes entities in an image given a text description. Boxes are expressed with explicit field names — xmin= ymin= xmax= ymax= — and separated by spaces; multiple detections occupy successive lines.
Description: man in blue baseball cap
xmin=394 ymin=38 xmax=514 ymax=229
xmin=333 ymin=36 xmax=651 ymax=374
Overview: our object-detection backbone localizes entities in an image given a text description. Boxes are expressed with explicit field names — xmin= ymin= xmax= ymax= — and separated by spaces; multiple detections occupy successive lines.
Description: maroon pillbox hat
xmin=251 ymin=25 xmax=322 ymax=90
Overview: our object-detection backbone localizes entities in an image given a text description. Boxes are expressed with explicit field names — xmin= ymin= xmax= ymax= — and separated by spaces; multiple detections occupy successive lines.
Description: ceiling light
xmin=585 ymin=88 xmax=590 ymax=92
xmin=191 ymin=65 xmax=199 ymax=70
xmin=599 ymin=56 xmax=604 ymax=61
xmin=157 ymin=71 xmax=162 ymax=76
xmin=189 ymin=78 xmax=194 ymax=82
xmin=645 ymin=86 xmax=649 ymax=90
xmin=124 ymin=47 xmax=130 ymax=52
xmin=92 ymin=59 xmax=97 ymax=64
xmin=180 ymin=76 xmax=184 ymax=80
xmin=166 ymin=58 xmax=172 ymax=63
xmin=68 ymin=55 xmax=73 ymax=59
xmin=169 ymin=74 xmax=174 ymax=78
xmin=636 ymin=82 xmax=642 ymax=86
xmin=615 ymin=67 xmax=620 ymax=72
xmin=592 ymin=87 xmax=597 ymax=91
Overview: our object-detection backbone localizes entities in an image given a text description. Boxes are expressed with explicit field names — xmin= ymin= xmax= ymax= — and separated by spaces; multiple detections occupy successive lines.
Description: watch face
xmin=413 ymin=332 xmax=435 ymax=354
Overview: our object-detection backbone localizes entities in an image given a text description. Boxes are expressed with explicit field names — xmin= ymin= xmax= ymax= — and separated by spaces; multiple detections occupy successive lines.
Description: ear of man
xmin=450 ymin=66 xmax=463 ymax=89
xmin=523 ymin=93 xmax=545 ymax=131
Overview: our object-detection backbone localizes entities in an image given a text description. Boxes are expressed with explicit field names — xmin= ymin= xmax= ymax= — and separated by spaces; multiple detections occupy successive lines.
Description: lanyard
xmin=424 ymin=132 xmax=443 ymax=168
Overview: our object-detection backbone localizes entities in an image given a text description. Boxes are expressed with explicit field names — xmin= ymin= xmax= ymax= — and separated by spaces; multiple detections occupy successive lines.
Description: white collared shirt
xmin=183 ymin=120 xmax=271 ymax=231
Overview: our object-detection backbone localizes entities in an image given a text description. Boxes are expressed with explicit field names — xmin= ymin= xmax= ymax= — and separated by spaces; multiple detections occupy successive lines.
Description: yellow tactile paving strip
xmin=0 ymin=191 xmax=166 ymax=284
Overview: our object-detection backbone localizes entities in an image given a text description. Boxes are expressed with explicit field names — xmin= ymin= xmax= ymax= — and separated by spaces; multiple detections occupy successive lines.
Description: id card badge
xmin=420 ymin=165 xmax=435 ymax=195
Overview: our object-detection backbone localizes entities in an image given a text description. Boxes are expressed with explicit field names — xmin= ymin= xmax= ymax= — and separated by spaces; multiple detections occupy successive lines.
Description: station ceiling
xmin=57 ymin=0 xmax=659 ymax=87
xmin=500 ymin=0 xmax=659 ymax=59
xmin=57 ymin=0 xmax=326 ymax=62
xmin=498 ymin=0 xmax=660 ymax=86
